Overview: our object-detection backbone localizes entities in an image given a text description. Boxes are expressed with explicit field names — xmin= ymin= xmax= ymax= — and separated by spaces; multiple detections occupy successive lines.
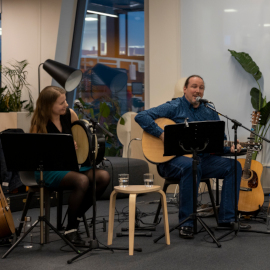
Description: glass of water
xmin=144 ymin=173 xmax=154 ymax=187
xmin=118 ymin=174 xmax=129 ymax=187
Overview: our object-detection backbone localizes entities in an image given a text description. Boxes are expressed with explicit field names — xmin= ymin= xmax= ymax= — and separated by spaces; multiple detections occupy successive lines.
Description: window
xmin=127 ymin=11 xmax=144 ymax=56
xmin=100 ymin=16 xmax=107 ymax=55
xmin=82 ymin=14 xmax=98 ymax=56
xmin=119 ymin=14 xmax=126 ymax=55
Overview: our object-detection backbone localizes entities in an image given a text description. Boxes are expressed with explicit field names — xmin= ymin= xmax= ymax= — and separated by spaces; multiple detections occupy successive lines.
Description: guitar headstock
xmin=251 ymin=111 xmax=260 ymax=126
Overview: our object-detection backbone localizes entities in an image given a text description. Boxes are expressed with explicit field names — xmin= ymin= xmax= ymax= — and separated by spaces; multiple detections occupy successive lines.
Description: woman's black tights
xmin=59 ymin=169 xmax=110 ymax=230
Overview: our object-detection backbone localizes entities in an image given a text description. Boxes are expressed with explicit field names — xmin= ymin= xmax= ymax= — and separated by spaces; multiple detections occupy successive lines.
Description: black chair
xmin=153 ymin=172 xmax=219 ymax=225
xmin=17 ymin=171 xmax=90 ymax=243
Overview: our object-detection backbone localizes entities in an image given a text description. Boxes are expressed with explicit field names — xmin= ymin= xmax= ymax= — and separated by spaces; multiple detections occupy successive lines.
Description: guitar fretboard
xmin=242 ymin=124 xmax=256 ymax=179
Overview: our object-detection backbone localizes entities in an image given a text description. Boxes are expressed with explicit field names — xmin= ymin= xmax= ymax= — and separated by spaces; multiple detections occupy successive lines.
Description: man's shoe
xmin=64 ymin=229 xmax=86 ymax=246
xmin=179 ymin=226 xmax=194 ymax=239
xmin=217 ymin=222 xmax=251 ymax=230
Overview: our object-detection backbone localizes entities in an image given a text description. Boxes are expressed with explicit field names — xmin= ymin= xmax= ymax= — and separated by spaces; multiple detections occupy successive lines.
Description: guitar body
xmin=142 ymin=118 xmax=192 ymax=164
xmin=238 ymin=158 xmax=264 ymax=215
xmin=0 ymin=185 xmax=15 ymax=238
xmin=142 ymin=118 xmax=176 ymax=164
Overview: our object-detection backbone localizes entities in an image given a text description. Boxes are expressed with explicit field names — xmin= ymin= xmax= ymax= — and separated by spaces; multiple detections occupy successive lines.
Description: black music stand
xmin=154 ymin=120 xmax=225 ymax=247
xmin=1 ymin=133 xmax=80 ymax=258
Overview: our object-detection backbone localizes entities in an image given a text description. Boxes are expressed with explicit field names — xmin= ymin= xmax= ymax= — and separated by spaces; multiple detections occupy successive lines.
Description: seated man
xmin=135 ymin=75 xmax=247 ymax=239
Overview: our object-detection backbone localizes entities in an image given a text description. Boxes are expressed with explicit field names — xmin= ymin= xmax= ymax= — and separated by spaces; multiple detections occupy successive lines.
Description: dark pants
xmin=158 ymin=154 xmax=242 ymax=226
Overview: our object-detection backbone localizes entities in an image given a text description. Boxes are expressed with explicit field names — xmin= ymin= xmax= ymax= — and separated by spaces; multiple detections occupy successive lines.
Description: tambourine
xmin=71 ymin=120 xmax=105 ymax=166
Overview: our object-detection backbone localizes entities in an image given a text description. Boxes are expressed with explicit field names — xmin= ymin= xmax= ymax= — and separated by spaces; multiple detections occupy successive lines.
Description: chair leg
xmin=83 ymin=214 xmax=90 ymax=237
xmin=44 ymin=189 xmax=51 ymax=243
xmin=153 ymin=183 xmax=171 ymax=224
xmin=216 ymin=178 xmax=220 ymax=206
xmin=129 ymin=194 xmax=137 ymax=256
xmin=57 ymin=190 xmax=63 ymax=230
xmin=158 ymin=190 xmax=170 ymax=245
xmin=107 ymin=190 xmax=117 ymax=245
xmin=205 ymin=179 xmax=218 ymax=225
xmin=17 ymin=191 xmax=34 ymax=236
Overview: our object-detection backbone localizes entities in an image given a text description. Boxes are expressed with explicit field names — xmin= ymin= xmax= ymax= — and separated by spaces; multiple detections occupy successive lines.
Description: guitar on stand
xmin=0 ymin=184 xmax=15 ymax=241
xmin=238 ymin=111 xmax=264 ymax=216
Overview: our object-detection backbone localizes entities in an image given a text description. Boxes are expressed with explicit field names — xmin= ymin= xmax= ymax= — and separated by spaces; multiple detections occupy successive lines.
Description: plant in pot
xmin=0 ymin=60 xmax=34 ymax=113
xmin=228 ymin=50 xmax=270 ymax=160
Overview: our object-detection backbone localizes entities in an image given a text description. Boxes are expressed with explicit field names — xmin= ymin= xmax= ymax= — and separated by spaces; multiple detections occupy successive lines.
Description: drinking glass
xmin=118 ymin=174 xmax=129 ymax=187
xmin=144 ymin=173 xmax=154 ymax=187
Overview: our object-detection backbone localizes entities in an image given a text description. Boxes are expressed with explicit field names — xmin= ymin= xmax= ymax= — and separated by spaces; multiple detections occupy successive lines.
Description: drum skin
xmin=71 ymin=120 xmax=105 ymax=166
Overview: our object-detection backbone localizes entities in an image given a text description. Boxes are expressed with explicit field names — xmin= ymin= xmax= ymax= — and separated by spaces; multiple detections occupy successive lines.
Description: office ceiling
xmin=88 ymin=0 xmax=144 ymax=13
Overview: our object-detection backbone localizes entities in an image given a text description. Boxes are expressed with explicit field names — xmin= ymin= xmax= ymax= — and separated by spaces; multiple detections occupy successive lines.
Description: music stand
xmin=1 ymin=133 xmax=80 ymax=258
xmin=154 ymin=120 xmax=225 ymax=248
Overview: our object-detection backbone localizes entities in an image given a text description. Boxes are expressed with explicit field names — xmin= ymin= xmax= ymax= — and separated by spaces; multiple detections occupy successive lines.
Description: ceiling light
xmin=85 ymin=17 xmax=98 ymax=21
xmin=224 ymin=9 xmax=237 ymax=12
xmin=263 ymin=24 xmax=270 ymax=27
xmin=87 ymin=10 xmax=118 ymax=18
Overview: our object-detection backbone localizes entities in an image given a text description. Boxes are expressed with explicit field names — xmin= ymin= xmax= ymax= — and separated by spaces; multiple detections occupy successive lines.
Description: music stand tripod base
xmin=0 ymin=133 xmax=82 ymax=258
xmin=154 ymin=121 xmax=225 ymax=248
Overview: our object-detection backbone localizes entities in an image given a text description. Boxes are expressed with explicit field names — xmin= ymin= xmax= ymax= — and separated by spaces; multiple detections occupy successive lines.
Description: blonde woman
xmin=30 ymin=86 xmax=110 ymax=246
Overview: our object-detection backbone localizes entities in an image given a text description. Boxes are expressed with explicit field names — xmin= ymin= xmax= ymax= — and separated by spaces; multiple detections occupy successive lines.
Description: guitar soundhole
xmin=242 ymin=170 xmax=258 ymax=188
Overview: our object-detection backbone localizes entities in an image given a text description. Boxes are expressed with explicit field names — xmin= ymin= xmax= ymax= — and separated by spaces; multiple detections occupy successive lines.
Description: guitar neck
xmin=224 ymin=141 xmax=257 ymax=148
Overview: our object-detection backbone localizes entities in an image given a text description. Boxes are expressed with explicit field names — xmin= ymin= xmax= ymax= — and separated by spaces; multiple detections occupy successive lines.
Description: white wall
xmin=181 ymin=0 xmax=270 ymax=166
xmin=145 ymin=0 xmax=181 ymax=109
xmin=1 ymin=0 xmax=76 ymax=106
xmin=2 ymin=0 xmax=62 ymax=104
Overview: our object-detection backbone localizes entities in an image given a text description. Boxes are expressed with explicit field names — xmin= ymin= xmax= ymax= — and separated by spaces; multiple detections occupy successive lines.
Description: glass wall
xmin=76 ymin=0 xmax=145 ymax=156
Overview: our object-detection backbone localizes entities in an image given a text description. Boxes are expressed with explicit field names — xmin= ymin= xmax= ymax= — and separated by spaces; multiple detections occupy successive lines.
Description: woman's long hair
xmin=30 ymin=86 xmax=66 ymax=133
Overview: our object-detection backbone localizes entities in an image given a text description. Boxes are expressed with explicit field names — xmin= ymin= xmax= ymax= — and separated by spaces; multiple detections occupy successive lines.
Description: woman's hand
xmin=74 ymin=140 xmax=78 ymax=150
xmin=230 ymin=139 xmax=241 ymax=153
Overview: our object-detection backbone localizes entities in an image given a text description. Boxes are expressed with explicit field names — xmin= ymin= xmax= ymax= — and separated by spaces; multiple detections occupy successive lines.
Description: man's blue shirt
xmin=135 ymin=95 xmax=229 ymax=153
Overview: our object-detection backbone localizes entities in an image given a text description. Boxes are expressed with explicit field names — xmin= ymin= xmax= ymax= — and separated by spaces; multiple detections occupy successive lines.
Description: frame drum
xmin=71 ymin=120 xmax=105 ymax=167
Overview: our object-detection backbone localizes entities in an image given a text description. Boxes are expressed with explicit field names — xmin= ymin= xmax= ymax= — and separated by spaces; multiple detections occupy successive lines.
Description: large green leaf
xmin=120 ymin=117 xmax=125 ymax=125
xmin=228 ymin=50 xmax=262 ymax=81
xmin=100 ymin=102 xmax=110 ymax=118
xmin=250 ymin=87 xmax=262 ymax=110
xmin=259 ymin=102 xmax=270 ymax=126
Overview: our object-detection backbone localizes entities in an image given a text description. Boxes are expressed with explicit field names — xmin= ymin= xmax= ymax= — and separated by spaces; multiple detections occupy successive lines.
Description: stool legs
xmin=129 ymin=194 xmax=137 ymax=255
xmin=107 ymin=190 xmax=117 ymax=245
xmin=107 ymin=188 xmax=170 ymax=255
xmin=158 ymin=190 xmax=170 ymax=245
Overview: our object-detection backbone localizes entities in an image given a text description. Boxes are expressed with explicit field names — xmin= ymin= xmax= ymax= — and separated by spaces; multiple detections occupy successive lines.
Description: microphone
xmin=74 ymin=99 xmax=84 ymax=109
xmin=195 ymin=97 xmax=213 ymax=104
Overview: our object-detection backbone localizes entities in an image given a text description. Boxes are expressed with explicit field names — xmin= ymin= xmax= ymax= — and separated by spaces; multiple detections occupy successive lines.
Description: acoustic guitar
xmin=0 ymin=184 xmax=15 ymax=238
xmin=142 ymin=118 xmax=261 ymax=164
xmin=238 ymin=111 xmax=264 ymax=215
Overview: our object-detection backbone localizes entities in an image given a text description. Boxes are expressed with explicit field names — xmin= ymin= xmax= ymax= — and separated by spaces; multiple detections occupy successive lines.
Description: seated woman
xmin=30 ymin=86 xmax=110 ymax=246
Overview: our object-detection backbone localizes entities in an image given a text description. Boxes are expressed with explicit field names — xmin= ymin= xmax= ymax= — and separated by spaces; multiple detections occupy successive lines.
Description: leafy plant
xmin=229 ymin=50 xmax=270 ymax=159
xmin=77 ymin=96 xmax=125 ymax=157
xmin=0 ymin=60 xmax=34 ymax=112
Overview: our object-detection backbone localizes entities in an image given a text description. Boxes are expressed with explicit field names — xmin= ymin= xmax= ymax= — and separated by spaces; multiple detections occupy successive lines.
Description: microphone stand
xmin=68 ymin=106 xmax=140 ymax=264
xmin=204 ymin=103 xmax=270 ymax=240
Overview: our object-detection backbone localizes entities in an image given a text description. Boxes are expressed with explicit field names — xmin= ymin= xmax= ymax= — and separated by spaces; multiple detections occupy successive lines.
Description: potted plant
xmin=0 ymin=60 xmax=34 ymax=132
xmin=228 ymin=50 xmax=270 ymax=160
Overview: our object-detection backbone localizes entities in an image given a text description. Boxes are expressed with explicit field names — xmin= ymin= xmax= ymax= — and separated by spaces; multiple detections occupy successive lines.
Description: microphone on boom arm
xmin=73 ymin=99 xmax=84 ymax=110
xmin=195 ymin=97 xmax=213 ymax=104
